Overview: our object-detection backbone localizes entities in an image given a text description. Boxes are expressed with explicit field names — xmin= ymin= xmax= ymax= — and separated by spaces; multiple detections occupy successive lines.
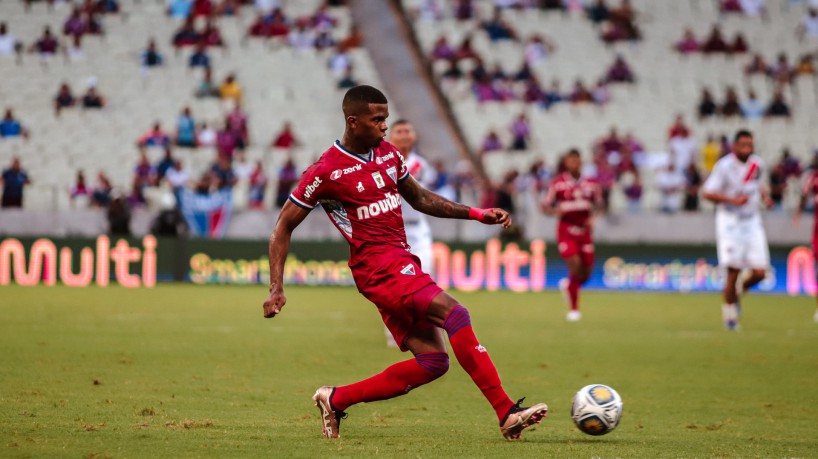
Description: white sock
xmin=721 ymin=303 xmax=738 ymax=321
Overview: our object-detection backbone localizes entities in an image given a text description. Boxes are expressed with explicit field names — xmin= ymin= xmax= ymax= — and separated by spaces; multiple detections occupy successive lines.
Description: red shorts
xmin=352 ymin=248 xmax=443 ymax=352
xmin=557 ymin=223 xmax=594 ymax=267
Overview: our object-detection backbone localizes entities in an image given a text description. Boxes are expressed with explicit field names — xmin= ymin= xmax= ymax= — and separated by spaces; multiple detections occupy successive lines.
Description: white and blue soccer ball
xmin=571 ymin=384 xmax=623 ymax=436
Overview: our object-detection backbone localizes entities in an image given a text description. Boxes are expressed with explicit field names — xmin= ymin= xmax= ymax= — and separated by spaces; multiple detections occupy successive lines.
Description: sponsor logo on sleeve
xmin=303 ymin=176 xmax=322 ymax=200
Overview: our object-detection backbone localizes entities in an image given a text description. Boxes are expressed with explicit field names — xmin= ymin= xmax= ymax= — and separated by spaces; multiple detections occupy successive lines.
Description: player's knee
xmin=441 ymin=304 xmax=471 ymax=337
xmin=416 ymin=352 xmax=449 ymax=379
xmin=751 ymin=269 xmax=766 ymax=281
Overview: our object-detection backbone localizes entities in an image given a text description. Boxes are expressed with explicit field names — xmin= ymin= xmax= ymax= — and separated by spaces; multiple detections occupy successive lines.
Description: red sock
xmin=443 ymin=305 xmax=515 ymax=422
xmin=568 ymin=275 xmax=581 ymax=311
xmin=331 ymin=353 xmax=449 ymax=411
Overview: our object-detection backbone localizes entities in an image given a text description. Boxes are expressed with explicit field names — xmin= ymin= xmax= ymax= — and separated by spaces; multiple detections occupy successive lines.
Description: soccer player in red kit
xmin=541 ymin=149 xmax=603 ymax=322
xmin=262 ymin=85 xmax=547 ymax=440
xmin=795 ymin=167 xmax=818 ymax=322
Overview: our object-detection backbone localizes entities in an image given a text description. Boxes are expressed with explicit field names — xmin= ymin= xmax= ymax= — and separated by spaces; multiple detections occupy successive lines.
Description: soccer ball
xmin=571 ymin=384 xmax=623 ymax=436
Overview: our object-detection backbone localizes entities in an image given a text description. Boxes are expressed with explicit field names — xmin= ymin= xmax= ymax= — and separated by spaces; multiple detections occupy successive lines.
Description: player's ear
xmin=346 ymin=115 xmax=357 ymax=129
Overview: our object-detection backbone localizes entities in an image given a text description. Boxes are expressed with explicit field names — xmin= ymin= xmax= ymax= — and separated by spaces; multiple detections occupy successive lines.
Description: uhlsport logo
xmin=331 ymin=163 xmax=362 ymax=180
xmin=303 ymin=176 xmax=322 ymax=200
xmin=356 ymin=192 xmax=400 ymax=219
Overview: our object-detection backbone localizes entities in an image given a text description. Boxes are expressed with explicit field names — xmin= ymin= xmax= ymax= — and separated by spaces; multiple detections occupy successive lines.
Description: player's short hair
xmin=342 ymin=85 xmax=388 ymax=117
xmin=734 ymin=129 xmax=753 ymax=143
xmin=566 ymin=148 xmax=581 ymax=158
xmin=391 ymin=119 xmax=411 ymax=128
xmin=558 ymin=148 xmax=581 ymax=173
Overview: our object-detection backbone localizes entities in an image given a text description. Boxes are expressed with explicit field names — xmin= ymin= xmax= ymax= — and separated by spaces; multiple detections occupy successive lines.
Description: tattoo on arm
xmin=398 ymin=176 xmax=470 ymax=219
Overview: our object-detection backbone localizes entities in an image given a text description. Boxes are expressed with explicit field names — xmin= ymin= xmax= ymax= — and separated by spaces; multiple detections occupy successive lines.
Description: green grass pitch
xmin=1 ymin=284 xmax=817 ymax=458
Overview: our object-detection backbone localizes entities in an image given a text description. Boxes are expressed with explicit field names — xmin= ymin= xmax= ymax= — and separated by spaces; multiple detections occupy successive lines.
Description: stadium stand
xmin=400 ymin=0 xmax=818 ymax=212
xmin=0 ymin=0 xmax=386 ymax=211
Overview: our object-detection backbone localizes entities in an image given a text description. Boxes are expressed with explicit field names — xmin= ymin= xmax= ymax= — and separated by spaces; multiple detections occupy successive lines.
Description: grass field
xmin=1 ymin=284 xmax=817 ymax=458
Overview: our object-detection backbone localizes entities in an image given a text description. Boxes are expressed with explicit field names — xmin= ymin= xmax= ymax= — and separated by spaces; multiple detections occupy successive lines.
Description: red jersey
xmin=801 ymin=170 xmax=818 ymax=237
xmin=543 ymin=173 xmax=602 ymax=229
xmin=289 ymin=140 xmax=411 ymax=268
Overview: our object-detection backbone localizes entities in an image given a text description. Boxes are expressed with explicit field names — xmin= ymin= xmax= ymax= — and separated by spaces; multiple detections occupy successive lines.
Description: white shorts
xmin=716 ymin=214 xmax=770 ymax=270
xmin=406 ymin=224 xmax=433 ymax=275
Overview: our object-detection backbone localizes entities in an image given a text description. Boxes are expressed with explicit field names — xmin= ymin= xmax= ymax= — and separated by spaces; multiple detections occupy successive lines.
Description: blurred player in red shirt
xmin=795 ymin=165 xmax=818 ymax=323
xmin=262 ymin=86 xmax=547 ymax=440
xmin=542 ymin=149 xmax=603 ymax=321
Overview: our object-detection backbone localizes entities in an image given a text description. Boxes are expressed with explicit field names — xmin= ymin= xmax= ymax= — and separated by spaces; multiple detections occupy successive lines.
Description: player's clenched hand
xmin=470 ymin=207 xmax=512 ymax=228
xmin=731 ymin=194 xmax=749 ymax=206
xmin=263 ymin=289 xmax=286 ymax=318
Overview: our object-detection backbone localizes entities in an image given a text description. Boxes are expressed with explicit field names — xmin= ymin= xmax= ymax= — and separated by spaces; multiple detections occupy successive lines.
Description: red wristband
xmin=468 ymin=207 xmax=488 ymax=222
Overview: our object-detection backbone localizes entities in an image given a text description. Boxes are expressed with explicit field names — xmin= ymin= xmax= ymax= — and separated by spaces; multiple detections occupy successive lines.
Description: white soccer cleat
xmin=722 ymin=304 xmax=739 ymax=331
xmin=499 ymin=397 xmax=548 ymax=440
xmin=312 ymin=386 xmax=346 ymax=438
xmin=566 ymin=310 xmax=582 ymax=322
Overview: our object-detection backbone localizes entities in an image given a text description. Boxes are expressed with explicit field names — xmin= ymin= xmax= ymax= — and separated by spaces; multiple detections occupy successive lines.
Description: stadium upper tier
xmin=402 ymin=0 xmax=817 ymax=209
xmin=0 ymin=0 xmax=385 ymax=210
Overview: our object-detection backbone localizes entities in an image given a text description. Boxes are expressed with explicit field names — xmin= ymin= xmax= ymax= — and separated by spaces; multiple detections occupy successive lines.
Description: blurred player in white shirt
xmin=702 ymin=130 xmax=774 ymax=330
xmin=383 ymin=119 xmax=435 ymax=346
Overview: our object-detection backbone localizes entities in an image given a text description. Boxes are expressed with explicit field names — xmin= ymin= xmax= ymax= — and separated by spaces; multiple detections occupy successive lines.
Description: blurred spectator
xmin=196 ymin=122 xmax=217 ymax=146
xmin=795 ymin=53 xmax=816 ymax=76
xmin=81 ymin=85 xmax=106 ymax=109
xmin=675 ymin=28 xmax=699 ymax=54
xmin=195 ymin=66 xmax=220 ymax=98
xmin=167 ymin=0 xmax=194 ymax=19
xmin=522 ymin=77 xmax=545 ymax=104
xmin=737 ymin=0 xmax=766 ymax=17
xmin=275 ymin=158 xmax=298 ymax=207
xmin=585 ymin=0 xmax=610 ymax=25
xmin=91 ymin=171 xmax=113 ymax=207
xmin=340 ymin=24 xmax=363 ymax=50
xmin=338 ymin=66 xmax=359 ymax=89
xmin=173 ymin=18 xmax=199 ymax=47
xmin=216 ymin=120 xmax=239 ymax=157
xmin=134 ymin=150 xmax=156 ymax=188
xmin=210 ymin=155 xmax=237 ymax=190
xmin=731 ymin=32 xmax=748 ymax=54
xmin=605 ymin=54 xmax=635 ymax=83
xmin=797 ymin=8 xmax=818 ymax=40
xmin=682 ymin=163 xmax=702 ymax=211
xmin=328 ymin=47 xmax=352 ymax=77
xmin=720 ymin=86 xmax=741 ymax=118
xmin=314 ymin=30 xmax=336 ymax=51
xmin=248 ymin=160 xmax=267 ymax=209
xmin=667 ymin=114 xmax=690 ymax=140
xmin=669 ymin=125 xmax=696 ymax=171
xmin=227 ymin=103 xmax=249 ymax=148
xmin=176 ymin=107 xmax=197 ymax=147
xmin=54 ymin=82 xmax=76 ymax=116
xmin=702 ymin=25 xmax=730 ymax=54
xmin=155 ymin=146 xmax=176 ymax=181
xmin=495 ymin=170 xmax=518 ymax=217
xmin=569 ymin=78 xmax=593 ymax=104
xmin=138 ymin=122 xmax=171 ymax=147
xmin=165 ymin=159 xmax=189 ymax=201
xmin=453 ymin=0 xmax=475 ymax=21
xmin=141 ymin=38 xmax=163 ymax=67
xmin=272 ymin=121 xmax=298 ymax=149
xmin=219 ymin=73 xmax=242 ymax=101
xmin=509 ymin=113 xmax=530 ymax=150
xmin=232 ymin=152 xmax=253 ymax=182
xmin=620 ymin=171 xmax=642 ymax=212
xmin=777 ymin=148 xmax=802 ymax=180
xmin=192 ymin=0 xmax=214 ymax=18
xmin=701 ymin=134 xmax=722 ymax=173
xmin=697 ymin=88 xmax=717 ymax=119
xmin=656 ymin=162 xmax=685 ymax=213
xmin=456 ymin=35 xmax=482 ymax=62
xmin=127 ymin=178 xmax=147 ymax=208
xmin=288 ymin=24 xmax=314 ymax=52
xmin=311 ymin=3 xmax=338 ymax=29
xmin=592 ymin=156 xmax=615 ymax=211
xmin=744 ymin=53 xmax=768 ymax=76
xmin=1 ymin=158 xmax=30 ymax=208
xmin=480 ymin=130 xmax=504 ymax=154
xmin=523 ymin=35 xmax=555 ymax=65
xmin=29 ymin=26 xmax=61 ymax=58
xmin=431 ymin=36 xmax=456 ymax=61
xmin=767 ymin=53 xmax=794 ymax=86
xmin=542 ymin=79 xmax=564 ymax=109
xmin=63 ymin=7 xmax=88 ymax=53
xmin=741 ymin=89 xmax=765 ymax=120
xmin=0 ymin=22 xmax=22 ymax=61
xmin=600 ymin=0 xmax=640 ymax=43
xmin=150 ymin=197 xmax=187 ymax=237
xmin=201 ymin=20 xmax=224 ymax=47
xmin=0 ymin=109 xmax=28 ymax=138
xmin=189 ymin=44 xmax=211 ymax=68
xmin=765 ymin=90 xmax=791 ymax=118
xmin=416 ymin=0 xmax=444 ymax=21
xmin=70 ymin=170 xmax=89 ymax=203
xmin=107 ymin=195 xmax=131 ymax=235
xmin=768 ymin=162 xmax=786 ymax=209
xmin=441 ymin=59 xmax=464 ymax=81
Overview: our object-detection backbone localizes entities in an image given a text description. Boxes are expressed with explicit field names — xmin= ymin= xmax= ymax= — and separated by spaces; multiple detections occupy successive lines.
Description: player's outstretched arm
xmin=263 ymin=200 xmax=311 ymax=318
xmin=398 ymin=175 xmax=511 ymax=228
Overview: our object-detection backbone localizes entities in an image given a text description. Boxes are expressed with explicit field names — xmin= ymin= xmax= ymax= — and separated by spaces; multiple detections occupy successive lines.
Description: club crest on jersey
xmin=400 ymin=263 xmax=416 ymax=276
xmin=357 ymin=182 xmax=365 ymax=192
xmin=386 ymin=166 xmax=397 ymax=183
xmin=372 ymin=171 xmax=386 ymax=189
